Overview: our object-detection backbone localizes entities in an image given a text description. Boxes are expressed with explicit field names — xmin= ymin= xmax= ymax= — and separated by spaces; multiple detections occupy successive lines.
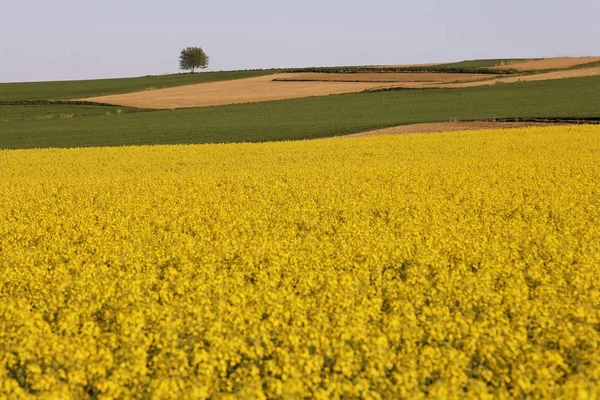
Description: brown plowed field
xmin=274 ymin=72 xmax=495 ymax=83
xmin=80 ymin=74 xmax=404 ymax=109
xmin=342 ymin=121 xmax=569 ymax=138
xmin=81 ymin=72 xmax=491 ymax=109
xmin=492 ymin=57 xmax=600 ymax=71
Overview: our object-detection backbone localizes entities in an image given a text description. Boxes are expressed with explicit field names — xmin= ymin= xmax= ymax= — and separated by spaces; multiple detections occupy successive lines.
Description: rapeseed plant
xmin=0 ymin=126 xmax=599 ymax=398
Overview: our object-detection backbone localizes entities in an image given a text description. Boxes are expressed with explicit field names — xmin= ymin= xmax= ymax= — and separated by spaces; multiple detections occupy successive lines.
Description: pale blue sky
xmin=1 ymin=0 xmax=599 ymax=82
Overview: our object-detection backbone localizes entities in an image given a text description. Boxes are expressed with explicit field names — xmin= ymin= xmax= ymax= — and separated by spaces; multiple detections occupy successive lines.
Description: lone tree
xmin=179 ymin=47 xmax=209 ymax=73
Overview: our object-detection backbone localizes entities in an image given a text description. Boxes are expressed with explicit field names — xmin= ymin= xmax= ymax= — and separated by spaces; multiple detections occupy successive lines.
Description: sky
xmin=1 ymin=0 xmax=599 ymax=83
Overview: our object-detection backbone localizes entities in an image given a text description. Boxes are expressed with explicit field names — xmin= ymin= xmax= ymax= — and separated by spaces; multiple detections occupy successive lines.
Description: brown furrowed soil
xmin=80 ymin=75 xmax=405 ymax=109
xmin=341 ymin=121 xmax=569 ymax=138
xmin=80 ymin=72 xmax=490 ymax=109
xmin=492 ymin=57 xmax=600 ymax=71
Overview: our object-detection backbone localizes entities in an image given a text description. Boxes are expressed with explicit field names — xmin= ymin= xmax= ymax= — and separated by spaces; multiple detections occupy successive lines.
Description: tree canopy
xmin=179 ymin=47 xmax=209 ymax=73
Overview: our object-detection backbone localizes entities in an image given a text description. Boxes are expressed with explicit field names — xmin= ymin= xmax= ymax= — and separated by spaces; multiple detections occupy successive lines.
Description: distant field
xmin=286 ymin=64 xmax=514 ymax=75
xmin=346 ymin=121 xmax=570 ymax=137
xmin=82 ymin=67 xmax=600 ymax=110
xmin=0 ymin=70 xmax=277 ymax=101
xmin=434 ymin=58 xmax=531 ymax=69
xmin=274 ymin=72 xmax=494 ymax=83
xmin=3 ymin=57 xmax=598 ymax=106
xmin=78 ymin=75 xmax=395 ymax=109
xmin=80 ymin=63 xmax=600 ymax=109
xmin=0 ymin=104 xmax=143 ymax=122
xmin=76 ymin=71 xmax=495 ymax=110
xmin=286 ymin=57 xmax=600 ymax=76
xmin=443 ymin=66 xmax=600 ymax=88
xmin=492 ymin=56 xmax=600 ymax=71
xmin=2 ymin=75 xmax=599 ymax=149
xmin=285 ymin=59 xmax=536 ymax=75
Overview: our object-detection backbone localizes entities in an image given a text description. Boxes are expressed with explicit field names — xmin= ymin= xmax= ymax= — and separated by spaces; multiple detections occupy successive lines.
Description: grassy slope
xmin=434 ymin=59 xmax=531 ymax=69
xmin=0 ymin=70 xmax=277 ymax=101
xmin=2 ymin=75 xmax=599 ymax=150
xmin=0 ymin=104 xmax=145 ymax=122
xmin=567 ymin=60 xmax=600 ymax=70
xmin=285 ymin=59 xmax=532 ymax=75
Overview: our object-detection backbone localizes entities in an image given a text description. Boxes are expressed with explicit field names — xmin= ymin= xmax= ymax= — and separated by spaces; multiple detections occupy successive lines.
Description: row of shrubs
xmin=0 ymin=100 xmax=119 ymax=107
xmin=283 ymin=66 xmax=517 ymax=75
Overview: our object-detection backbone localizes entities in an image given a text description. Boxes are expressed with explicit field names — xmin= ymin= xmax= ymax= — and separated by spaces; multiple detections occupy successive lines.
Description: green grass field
xmin=2 ymin=75 xmax=599 ymax=150
xmin=0 ymin=70 xmax=277 ymax=101
xmin=0 ymin=104 xmax=145 ymax=122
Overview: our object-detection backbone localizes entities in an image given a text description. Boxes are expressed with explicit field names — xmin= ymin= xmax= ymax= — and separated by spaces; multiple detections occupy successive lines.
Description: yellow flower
xmin=0 ymin=125 xmax=599 ymax=397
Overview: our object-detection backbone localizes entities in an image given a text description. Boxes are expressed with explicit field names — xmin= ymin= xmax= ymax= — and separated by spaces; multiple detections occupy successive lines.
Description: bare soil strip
xmin=492 ymin=57 xmax=600 ymax=71
xmin=360 ymin=67 xmax=600 ymax=90
xmin=441 ymin=67 xmax=600 ymax=88
xmin=341 ymin=121 xmax=569 ymax=138
xmin=274 ymin=72 xmax=495 ymax=83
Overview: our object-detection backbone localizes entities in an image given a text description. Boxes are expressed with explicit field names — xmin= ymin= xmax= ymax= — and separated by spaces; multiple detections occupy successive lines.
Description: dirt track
xmin=341 ymin=121 xmax=569 ymax=138
xmin=492 ymin=57 xmax=600 ymax=71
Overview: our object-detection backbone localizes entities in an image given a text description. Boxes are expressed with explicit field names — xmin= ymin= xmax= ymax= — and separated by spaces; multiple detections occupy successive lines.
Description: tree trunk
xmin=192 ymin=67 xmax=195 ymax=73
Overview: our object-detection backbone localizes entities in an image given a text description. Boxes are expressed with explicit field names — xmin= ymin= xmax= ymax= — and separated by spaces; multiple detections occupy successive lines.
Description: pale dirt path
xmin=440 ymin=67 xmax=600 ymax=88
xmin=274 ymin=72 xmax=495 ymax=83
xmin=340 ymin=121 xmax=568 ymax=138
xmin=355 ymin=67 xmax=600 ymax=90
xmin=491 ymin=57 xmax=600 ymax=71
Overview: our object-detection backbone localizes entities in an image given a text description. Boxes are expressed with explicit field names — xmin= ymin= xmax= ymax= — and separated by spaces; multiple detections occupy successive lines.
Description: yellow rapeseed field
xmin=1 ymin=126 xmax=599 ymax=399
